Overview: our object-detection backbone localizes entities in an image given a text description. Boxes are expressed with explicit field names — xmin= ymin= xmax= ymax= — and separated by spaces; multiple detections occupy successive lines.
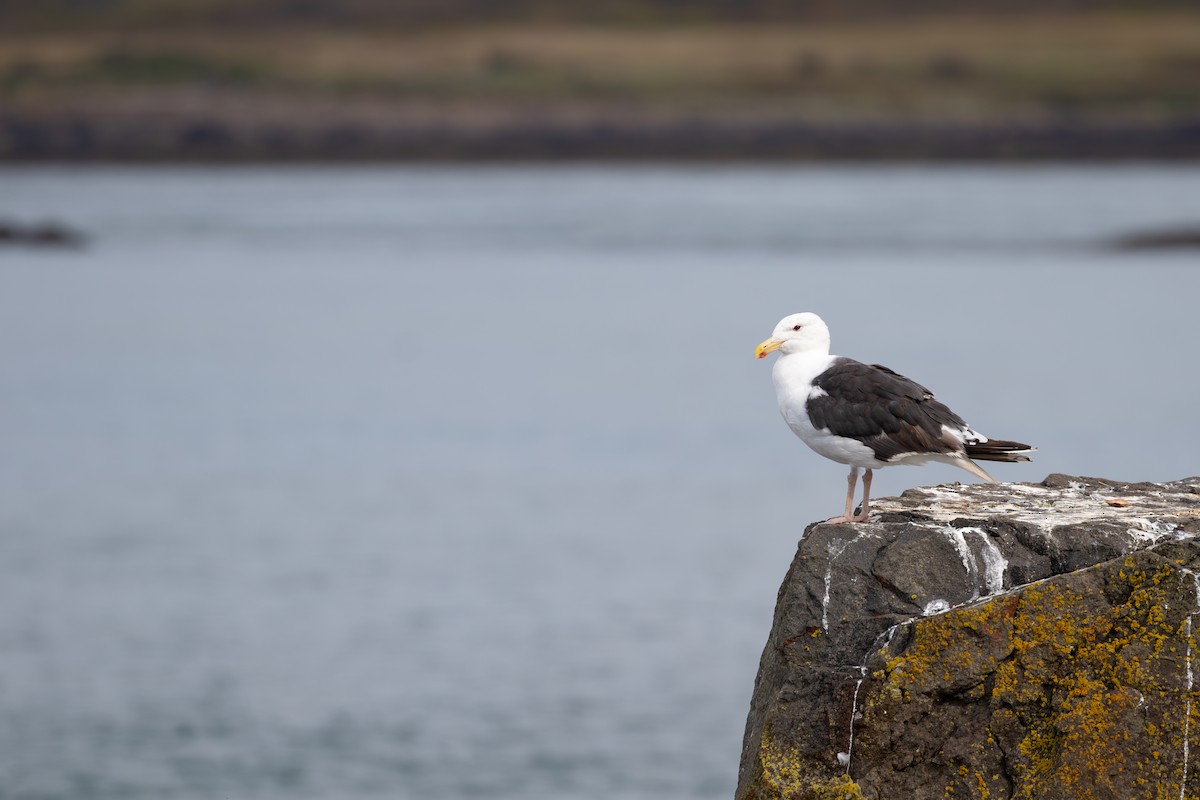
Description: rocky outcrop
xmin=737 ymin=474 xmax=1200 ymax=800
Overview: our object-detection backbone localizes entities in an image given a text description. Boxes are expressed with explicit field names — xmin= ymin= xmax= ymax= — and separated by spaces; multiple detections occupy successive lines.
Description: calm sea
xmin=1 ymin=165 xmax=1198 ymax=800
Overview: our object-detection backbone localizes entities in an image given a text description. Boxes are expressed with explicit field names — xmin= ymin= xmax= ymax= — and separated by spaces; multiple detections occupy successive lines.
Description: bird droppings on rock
xmin=881 ymin=474 xmax=1200 ymax=533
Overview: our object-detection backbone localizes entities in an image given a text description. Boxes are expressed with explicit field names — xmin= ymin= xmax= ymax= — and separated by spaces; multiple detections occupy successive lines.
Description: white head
xmin=755 ymin=312 xmax=831 ymax=359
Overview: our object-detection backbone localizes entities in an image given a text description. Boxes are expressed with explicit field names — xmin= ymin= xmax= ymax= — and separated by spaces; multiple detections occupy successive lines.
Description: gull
xmin=756 ymin=312 xmax=1034 ymax=523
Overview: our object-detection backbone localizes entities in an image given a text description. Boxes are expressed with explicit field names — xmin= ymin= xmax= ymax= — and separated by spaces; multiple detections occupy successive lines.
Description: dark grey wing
xmin=807 ymin=358 xmax=969 ymax=462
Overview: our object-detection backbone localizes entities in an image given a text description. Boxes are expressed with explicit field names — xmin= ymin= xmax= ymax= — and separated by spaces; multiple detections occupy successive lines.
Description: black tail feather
xmin=966 ymin=439 xmax=1035 ymax=463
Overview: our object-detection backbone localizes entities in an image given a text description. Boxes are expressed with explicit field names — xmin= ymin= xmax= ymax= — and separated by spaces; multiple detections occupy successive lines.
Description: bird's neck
xmin=780 ymin=344 xmax=833 ymax=363
xmin=773 ymin=349 xmax=837 ymax=388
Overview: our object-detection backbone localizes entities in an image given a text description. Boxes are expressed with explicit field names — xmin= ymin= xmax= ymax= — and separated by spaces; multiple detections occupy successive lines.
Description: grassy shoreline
xmin=3 ymin=12 xmax=1198 ymax=160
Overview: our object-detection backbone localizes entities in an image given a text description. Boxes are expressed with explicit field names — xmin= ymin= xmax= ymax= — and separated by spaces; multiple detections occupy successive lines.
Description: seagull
xmin=755 ymin=312 xmax=1034 ymax=524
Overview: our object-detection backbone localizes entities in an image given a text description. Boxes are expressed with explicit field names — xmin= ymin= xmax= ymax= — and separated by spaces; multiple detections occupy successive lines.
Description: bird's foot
xmin=823 ymin=511 xmax=871 ymax=524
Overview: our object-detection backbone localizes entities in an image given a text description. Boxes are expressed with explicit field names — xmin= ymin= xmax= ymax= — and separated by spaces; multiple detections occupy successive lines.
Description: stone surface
xmin=736 ymin=474 xmax=1200 ymax=800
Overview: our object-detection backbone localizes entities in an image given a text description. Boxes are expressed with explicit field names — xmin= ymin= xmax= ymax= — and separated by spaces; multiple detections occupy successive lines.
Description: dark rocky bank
xmin=4 ymin=109 xmax=1200 ymax=161
xmin=737 ymin=474 xmax=1200 ymax=800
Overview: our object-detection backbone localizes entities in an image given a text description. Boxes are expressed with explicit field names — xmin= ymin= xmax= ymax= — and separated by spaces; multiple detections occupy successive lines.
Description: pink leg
xmin=825 ymin=467 xmax=860 ymax=524
xmin=853 ymin=469 xmax=874 ymax=522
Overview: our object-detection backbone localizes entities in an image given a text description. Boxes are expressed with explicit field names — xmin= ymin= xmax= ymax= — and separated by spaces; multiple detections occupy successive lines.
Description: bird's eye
xmin=792 ymin=324 xmax=802 ymax=331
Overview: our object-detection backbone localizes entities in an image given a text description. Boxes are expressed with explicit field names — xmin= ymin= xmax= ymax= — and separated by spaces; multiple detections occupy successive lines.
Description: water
xmin=0 ymin=164 xmax=1197 ymax=800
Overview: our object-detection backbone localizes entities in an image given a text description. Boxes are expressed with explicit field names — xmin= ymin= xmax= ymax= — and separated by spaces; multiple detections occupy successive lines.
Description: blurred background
xmin=3 ymin=0 xmax=1200 ymax=159
xmin=1 ymin=3 xmax=1199 ymax=800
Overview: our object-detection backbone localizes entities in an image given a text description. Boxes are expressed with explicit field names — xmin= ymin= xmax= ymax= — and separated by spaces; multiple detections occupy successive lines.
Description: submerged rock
xmin=1111 ymin=226 xmax=1200 ymax=250
xmin=736 ymin=474 xmax=1200 ymax=800
xmin=0 ymin=220 xmax=86 ymax=247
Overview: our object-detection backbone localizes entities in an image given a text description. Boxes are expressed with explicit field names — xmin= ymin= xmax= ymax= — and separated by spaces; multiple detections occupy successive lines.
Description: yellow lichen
xmin=807 ymin=774 xmax=868 ymax=800
xmin=746 ymin=727 xmax=867 ymax=800
xmin=866 ymin=555 xmax=1200 ymax=800
xmin=753 ymin=728 xmax=806 ymax=796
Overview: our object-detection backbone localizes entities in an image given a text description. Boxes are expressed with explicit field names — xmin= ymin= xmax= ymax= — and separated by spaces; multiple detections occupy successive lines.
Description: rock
xmin=1111 ymin=226 xmax=1200 ymax=250
xmin=0 ymin=220 xmax=87 ymax=247
xmin=736 ymin=474 xmax=1200 ymax=800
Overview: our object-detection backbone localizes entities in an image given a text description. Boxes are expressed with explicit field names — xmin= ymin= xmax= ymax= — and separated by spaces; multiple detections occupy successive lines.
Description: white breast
xmin=771 ymin=352 xmax=886 ymax=468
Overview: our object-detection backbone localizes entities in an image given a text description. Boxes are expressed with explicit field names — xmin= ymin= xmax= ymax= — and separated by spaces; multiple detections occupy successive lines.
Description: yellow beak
xmin=755 ymin=337 xmax=783 ymax=359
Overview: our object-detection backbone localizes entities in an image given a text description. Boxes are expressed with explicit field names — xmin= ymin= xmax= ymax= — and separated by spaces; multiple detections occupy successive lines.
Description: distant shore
xmin=5 ymin=106 xmax=1199 ymax=161
xmin=4 ymin=10 xmax=1199 ymax=161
